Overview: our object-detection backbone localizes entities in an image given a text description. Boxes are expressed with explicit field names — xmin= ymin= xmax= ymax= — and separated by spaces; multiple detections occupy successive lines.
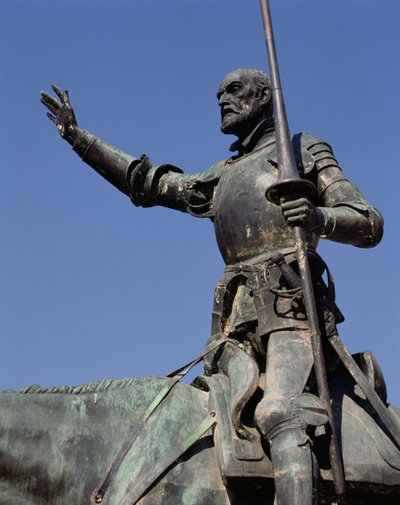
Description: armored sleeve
xmin=70 ymin=129 xmax=221 ymax=218
xmin=302 ymin=134 xmax=383 ymax=248
xmin=71 ymin=129 xmax=137 ymax=195
xmin=128 ymin=155 xmax=223 ymax=218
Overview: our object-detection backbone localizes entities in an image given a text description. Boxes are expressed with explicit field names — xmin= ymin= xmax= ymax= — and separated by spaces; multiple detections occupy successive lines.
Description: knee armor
xmin=255 ymin=393 xmax=328 ymax=440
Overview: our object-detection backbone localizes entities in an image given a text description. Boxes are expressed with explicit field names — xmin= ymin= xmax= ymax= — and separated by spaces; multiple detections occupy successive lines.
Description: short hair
xmin=239 ymin=68 xmax=271 ymax=90
xmin=223 ymin=68 xmax=271 ymax=91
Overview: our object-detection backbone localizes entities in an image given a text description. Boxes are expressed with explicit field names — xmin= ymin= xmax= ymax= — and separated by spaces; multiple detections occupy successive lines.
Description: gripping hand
xmin=281 ymin=197 xmax=324 ymax=232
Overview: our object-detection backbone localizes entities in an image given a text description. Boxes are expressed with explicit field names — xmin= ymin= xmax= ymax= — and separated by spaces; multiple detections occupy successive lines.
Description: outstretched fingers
xmin=40 ymin=91 xmax=60 ymax=115
xmin=51 ymin=83 xmax=64 ymax=102
xmin=63 ymin=89 xmax=71 ymax=103
xmin=40 ymin=84 xmax=78 ymax=138
xmin=51 ymin=84 xmax=72 ymax=109
xmin=46 ymin=112 xmax=58 ymax=125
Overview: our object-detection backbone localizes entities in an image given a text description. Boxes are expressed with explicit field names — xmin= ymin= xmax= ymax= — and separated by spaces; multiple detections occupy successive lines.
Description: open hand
xmin=281 ymin=197 xmax=324 ymax=232
xmin=40 ymin=84 xmax=78 ymax=141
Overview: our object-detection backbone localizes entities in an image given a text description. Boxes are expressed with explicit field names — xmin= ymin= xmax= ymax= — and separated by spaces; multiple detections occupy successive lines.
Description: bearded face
xmin=217 ymin=70 xmax=271 ymax=138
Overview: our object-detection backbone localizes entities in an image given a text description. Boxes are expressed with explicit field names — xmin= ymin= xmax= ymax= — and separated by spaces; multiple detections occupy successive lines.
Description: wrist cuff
xmin=72 ymin=130 xmax=97 ymax=159
xmin=317 ymin=207 xmax=336 ymax=238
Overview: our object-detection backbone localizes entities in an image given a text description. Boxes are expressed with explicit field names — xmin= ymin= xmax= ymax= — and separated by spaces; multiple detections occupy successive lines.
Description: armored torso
xmin=213 ymin=141 xmax=317 ymax=265
xmin=126 ymin=128 xmax=382 ymax=255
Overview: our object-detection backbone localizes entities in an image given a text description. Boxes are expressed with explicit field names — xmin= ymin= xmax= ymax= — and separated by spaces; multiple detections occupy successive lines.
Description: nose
xmin=218 ymin=92 xmax=229 ymax=107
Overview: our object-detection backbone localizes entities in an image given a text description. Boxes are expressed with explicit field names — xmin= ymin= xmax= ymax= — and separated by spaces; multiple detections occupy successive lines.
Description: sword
xmin=329 ymin=333 xmax=400 ymax=449
xmin=272 ymin=252 xmax=400 ymax=449
xmin=259 ymin=0 xmax=346 ymax=498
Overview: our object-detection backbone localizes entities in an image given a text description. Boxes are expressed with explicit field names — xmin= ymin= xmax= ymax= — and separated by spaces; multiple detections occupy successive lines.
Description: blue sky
xmin=1 ymin=0 xmax=399 ymax=405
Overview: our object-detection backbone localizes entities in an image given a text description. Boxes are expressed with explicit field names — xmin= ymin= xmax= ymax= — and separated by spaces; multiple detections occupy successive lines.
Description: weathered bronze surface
xmin=0 ymin=374 xmax=399 ymax=504
xmin=37 ymin=71 xmax=399 ymax=504
xmin=33 ymin=4 xmax=399 ymax=505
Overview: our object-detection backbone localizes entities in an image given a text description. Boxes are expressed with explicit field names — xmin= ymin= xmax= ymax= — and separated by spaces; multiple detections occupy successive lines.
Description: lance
xmin=259 ymin=0 xmax=346 ymax=499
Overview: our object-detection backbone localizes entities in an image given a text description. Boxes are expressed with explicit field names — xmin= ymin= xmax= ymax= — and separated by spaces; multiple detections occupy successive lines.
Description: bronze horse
xmin=0 ymin=352 xmax=399 ymax=505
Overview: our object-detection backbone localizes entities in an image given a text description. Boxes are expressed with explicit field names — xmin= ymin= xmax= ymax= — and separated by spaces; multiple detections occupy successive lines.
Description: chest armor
xmin=213 ymin=145 xmax=315 ymax=265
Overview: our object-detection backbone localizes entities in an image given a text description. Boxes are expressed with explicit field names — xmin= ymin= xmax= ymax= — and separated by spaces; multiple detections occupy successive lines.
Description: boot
xmin=269 ymin=428 xmax=318 ymax=505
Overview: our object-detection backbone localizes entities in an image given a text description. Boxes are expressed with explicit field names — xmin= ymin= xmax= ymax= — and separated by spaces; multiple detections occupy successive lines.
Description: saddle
xmin=197 ymin=372 xmax=274 ymax=488
xmin=197 ymin=348 xmax=400 ymax=500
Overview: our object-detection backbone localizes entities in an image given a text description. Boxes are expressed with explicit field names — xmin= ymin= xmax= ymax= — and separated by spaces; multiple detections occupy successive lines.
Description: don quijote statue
xmin=17 ymin=2 xmax=396 ymax=505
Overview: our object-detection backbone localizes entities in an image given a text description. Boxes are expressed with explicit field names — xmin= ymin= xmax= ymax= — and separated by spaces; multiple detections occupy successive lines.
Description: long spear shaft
xmin=259 ymin=0 xmax=346 ymax=498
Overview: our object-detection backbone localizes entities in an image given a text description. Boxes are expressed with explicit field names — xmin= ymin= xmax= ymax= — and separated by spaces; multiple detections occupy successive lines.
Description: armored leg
xmin=255 ymin=330 xmax=327 ymax=505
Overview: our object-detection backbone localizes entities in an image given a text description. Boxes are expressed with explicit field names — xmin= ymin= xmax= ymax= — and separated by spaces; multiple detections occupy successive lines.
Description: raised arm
xmin=40 ymin=85 xmax=138 ymax=195
xmin=40 ymin=85 xmax=220 ymax=217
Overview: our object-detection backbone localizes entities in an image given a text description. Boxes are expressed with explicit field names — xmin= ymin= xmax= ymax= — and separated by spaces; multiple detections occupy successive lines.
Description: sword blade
xmin=259 ymin=0 xmax=346 ymax=497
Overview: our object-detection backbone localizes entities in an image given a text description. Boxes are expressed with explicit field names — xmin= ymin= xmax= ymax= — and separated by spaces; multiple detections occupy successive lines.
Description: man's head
xmin=217 ymin=69 xmax=272 ymax=139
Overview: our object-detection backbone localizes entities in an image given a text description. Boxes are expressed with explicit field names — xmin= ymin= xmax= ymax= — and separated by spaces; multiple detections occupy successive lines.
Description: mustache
xmin=221 ymin=106 xmax=239 ymax=117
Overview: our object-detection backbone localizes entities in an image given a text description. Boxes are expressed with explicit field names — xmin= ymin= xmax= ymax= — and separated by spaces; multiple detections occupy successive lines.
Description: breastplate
xmin=213 ymin=146 xmax=316 ymax=265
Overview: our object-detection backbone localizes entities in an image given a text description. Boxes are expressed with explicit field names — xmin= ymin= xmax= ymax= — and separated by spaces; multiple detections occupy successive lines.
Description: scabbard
xmin=329 ymin=333 xmax=400 ymax=449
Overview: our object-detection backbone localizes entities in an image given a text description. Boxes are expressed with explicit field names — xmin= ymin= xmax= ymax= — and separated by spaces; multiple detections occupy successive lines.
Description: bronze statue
xmin=34 ymin=4 xmax=400 ymax=504
xmin=40 ymin=61 xmax=386 ymax=504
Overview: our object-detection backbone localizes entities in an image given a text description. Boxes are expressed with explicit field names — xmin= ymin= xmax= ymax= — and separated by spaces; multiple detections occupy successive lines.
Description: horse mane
xmin=18 ymin=376 xmax=165 ymax=395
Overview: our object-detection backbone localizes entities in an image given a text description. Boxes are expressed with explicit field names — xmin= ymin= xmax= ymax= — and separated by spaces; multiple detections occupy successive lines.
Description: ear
xmin=258 ymin=85 xmax=271 ymax=106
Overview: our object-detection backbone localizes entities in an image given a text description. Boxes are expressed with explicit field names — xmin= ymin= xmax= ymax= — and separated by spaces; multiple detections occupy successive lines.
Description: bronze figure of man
xmin=41 ymin=68 xmax=383 ymax=505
